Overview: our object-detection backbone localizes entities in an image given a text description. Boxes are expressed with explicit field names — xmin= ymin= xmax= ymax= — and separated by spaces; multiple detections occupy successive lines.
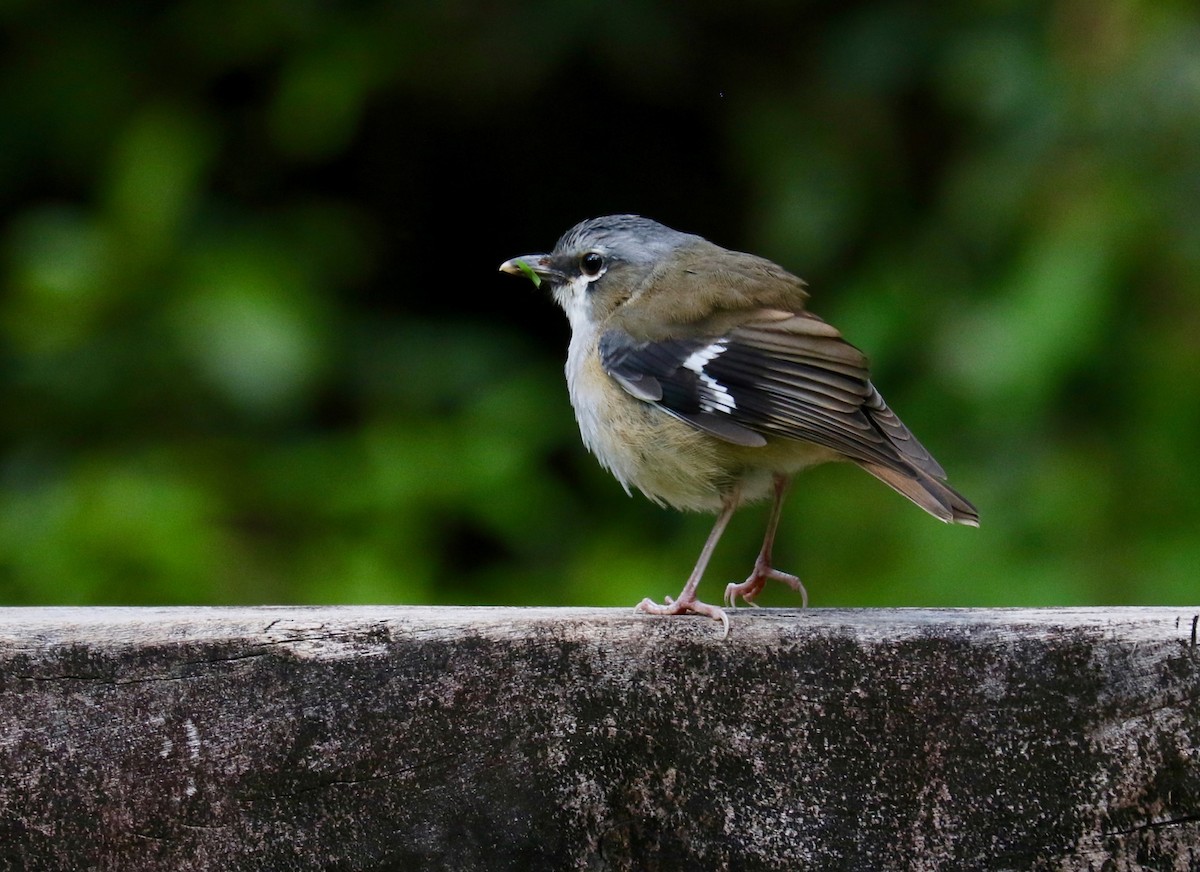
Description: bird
xmin=500 ymin=215 xmax=977 ymax=635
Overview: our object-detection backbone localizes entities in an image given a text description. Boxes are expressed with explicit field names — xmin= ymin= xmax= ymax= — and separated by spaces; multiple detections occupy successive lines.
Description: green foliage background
xmin=2 ymin=2 xmax=1198 ymax=609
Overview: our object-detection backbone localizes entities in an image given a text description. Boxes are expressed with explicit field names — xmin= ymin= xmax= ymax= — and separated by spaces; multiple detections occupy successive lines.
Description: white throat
xmin=554 ymin=274 xmax=601 ymax=334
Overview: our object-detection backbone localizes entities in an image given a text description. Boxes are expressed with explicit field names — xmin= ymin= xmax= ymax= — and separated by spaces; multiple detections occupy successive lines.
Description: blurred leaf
xmin=172 ymin=237 xmax=331 ymax=417
xmin=0 ymin=457 xmax=226 ymax=604
xmin=3 ymin=206 xmax=115 ymax=354
xmin=269 ymin=33 xmax=377 ymax=160
xmin=102 ymin=106 xmax=216 ymax=266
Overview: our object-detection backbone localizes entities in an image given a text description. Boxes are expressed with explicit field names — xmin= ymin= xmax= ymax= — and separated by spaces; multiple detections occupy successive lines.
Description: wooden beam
xmin=1 ymin=607 xmax=1197 ymax=869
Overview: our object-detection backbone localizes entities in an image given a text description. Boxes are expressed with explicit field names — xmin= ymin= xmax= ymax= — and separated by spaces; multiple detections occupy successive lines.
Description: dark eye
xmin=580 ymin=252 xmax=605 ymax=277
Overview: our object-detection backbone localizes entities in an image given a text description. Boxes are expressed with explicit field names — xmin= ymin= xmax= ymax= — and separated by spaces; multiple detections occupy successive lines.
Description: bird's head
xmin=500 ymin=215 xmax=701 ymax=331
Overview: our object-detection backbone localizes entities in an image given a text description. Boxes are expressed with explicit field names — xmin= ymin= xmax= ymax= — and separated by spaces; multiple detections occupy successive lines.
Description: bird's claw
xmin=723 ymin=581 xmax=760 ymax=608
xmin=724 ymin=562 xmax=808 ymax=609
xmin=635 ymin=596 xmax=730 ymax=639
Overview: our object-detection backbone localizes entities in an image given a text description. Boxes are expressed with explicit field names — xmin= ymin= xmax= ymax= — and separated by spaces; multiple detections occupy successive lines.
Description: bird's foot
xmin=636 ymin=595 xmax=730 ymax=639
xmin=724 ymin=557 xmax=808 ymax=609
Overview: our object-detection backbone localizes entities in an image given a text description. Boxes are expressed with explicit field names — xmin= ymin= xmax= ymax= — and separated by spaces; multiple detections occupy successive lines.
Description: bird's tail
xmin=858 ymin=383 xmax=979 ymax=526
xmin=858 ymin=462 xmax=979 ymax=526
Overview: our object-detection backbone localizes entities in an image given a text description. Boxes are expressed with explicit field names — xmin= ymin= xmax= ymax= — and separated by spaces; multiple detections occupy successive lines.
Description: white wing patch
xmin=682 ymin=340 xmax=736 ymax=413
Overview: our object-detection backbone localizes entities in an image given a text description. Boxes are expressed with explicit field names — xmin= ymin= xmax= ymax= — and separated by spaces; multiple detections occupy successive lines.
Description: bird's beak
xmin=499 ymin=254 xmax=562 ymax=287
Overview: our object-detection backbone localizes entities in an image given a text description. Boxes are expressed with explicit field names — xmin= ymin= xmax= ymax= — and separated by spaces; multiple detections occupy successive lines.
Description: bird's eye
xmin=580 ymin=252 xmax=605 ymax=277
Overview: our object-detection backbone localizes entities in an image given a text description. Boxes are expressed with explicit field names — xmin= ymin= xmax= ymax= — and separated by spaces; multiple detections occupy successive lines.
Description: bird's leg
xmin=724 ymin=475 xmax=807 ymax=608
xmin=636 ymin=485 xmax=740 ymax=638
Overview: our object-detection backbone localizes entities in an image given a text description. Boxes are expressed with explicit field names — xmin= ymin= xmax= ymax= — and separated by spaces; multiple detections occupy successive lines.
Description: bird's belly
xmin=579 ymin=396 xmax=733 ymax=512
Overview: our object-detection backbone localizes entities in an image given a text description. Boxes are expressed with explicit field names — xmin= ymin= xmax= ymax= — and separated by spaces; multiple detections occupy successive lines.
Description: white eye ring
xmin=580 ymin=252 xmax=605 ymax=278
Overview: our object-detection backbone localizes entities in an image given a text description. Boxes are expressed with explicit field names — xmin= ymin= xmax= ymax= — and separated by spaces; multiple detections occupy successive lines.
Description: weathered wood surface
xmin=0 ymin=606 xmax=1197 ymax=871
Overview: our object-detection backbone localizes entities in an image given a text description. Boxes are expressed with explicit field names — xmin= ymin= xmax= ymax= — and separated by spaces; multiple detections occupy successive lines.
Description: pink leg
xmin=636 ymin=486 xmax=740 ymax=638
xmin=724 ymin=475 xmax=807 ymax=608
